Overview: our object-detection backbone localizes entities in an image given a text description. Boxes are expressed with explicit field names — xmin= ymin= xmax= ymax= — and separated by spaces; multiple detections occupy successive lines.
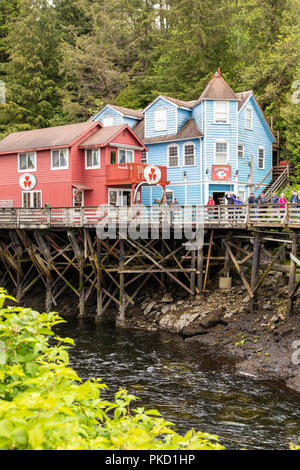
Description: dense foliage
xmin=0 ymin=0 xmax=299 ymax=170
xmin=0 ymin=289 xmax=225 ymax=450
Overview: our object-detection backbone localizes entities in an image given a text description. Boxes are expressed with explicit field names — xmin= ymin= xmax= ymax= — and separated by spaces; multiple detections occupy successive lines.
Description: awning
xmin=72 ymin=183 xmax=93 ymax=191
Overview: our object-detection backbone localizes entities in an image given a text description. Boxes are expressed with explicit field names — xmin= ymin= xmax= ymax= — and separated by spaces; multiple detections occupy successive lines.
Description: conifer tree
xmin=0 ymin=0 xmax=62 ymax=136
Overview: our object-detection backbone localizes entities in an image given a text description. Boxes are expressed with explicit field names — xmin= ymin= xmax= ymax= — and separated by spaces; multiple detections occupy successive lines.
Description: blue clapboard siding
xmin=145 ymin=98 xmax=177 ymax=138
xmin=204 ymin=100 xmax=238 ymax=181
xmin=192 ymin=102 xmax=203 ymax=133
xmin=93 ymin=107 xmax=123 ymax=126
xmin=93 ymin=107 xmax=139 ymax=129
xmin=238 ymin=96 xmax=274 ymax=197
xmin=177 ymin=108 xmax=192 ymax=131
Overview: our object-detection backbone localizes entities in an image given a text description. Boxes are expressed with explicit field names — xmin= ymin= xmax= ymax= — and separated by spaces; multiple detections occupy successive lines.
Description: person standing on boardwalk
xmin=290 ymin=189 xmax=297 ymax=203
xmin=207 ymin=196 xmax=215 ymax=220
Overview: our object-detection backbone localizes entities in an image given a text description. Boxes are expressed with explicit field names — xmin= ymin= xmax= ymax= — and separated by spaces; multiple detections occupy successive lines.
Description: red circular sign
xmin=19 ymin=173 xmax=37 ymax=191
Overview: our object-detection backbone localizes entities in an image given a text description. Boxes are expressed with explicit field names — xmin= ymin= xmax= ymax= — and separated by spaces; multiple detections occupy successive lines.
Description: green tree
xmin=0 ymin=0 xmax=63 ymax=136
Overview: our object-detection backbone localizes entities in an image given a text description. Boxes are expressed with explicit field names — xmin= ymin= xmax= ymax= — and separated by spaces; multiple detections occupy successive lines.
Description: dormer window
xmin=154 ymin=107 xmax=166 ymax=131
xmin=214 ymin=101 xmax=228 ymax=123
xmin=103 ymin=115 xmax=114 ymax=127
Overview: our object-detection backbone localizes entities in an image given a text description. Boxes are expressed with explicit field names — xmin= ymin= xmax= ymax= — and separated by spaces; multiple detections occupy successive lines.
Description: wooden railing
xmin=106 ymin=163 xmax=169 ymax=186
xmin=0 ymin=204 xmax=299 ymax=229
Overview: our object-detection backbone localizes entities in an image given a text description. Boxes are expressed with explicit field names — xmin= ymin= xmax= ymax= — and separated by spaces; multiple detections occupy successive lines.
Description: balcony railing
xmin=0 ymin=204 xmax=299 ymax=229
xmin=106 ymin=163 xmax=168 ymax=186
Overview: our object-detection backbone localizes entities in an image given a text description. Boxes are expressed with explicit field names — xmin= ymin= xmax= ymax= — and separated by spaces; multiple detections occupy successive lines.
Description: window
xmin=18 ymin=152 xmax=36 ymax=172
xmin=168 ymin=145 xmax=179 ymax=167
xmin=245 ymin=107 xmax=252 ymax=130
xmin=154 ymin=107 xmax=166 ymax=131
xmin=183 ymin=143 xmax=195 ymax=166
xmin=215 ymin=141 xmax=228 ymax=164
xmin=238 ymin=144 xmax=244 ymax=159
xmin=22 ymin=191 xmax=41 ymax=208
xmin=214 ymin=101 xmax=228 ymax=123
xmin=103 ymin=115 xmax=114 ymax=127
xmin=85 ymin=149 xmax=100 ymax=169
xmin=110 ymin=151 xmax=116 ymax=164
xmin=258 ymin=147 xmax=265 ymax=169
xmin=51 ymin=149 xmax=68 ymax=169
xmin=118 ymin=149 xmax=134 ymax=164
xmin=141 ymin=151 xmax=148 ymax=165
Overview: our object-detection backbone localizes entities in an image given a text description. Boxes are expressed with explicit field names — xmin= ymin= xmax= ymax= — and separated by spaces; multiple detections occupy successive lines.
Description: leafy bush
xmin=0 ymin=289 xmax=224 ymax=450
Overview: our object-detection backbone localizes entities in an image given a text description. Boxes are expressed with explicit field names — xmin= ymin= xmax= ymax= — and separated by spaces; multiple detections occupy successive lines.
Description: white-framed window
xmin=154 ymin=107 xmax=166 ymax=131
xmin=118 ymin=149 xmax=134 ymax=164
xmin=18 ymin=152 xmax=36 ymax=172
xmin=141 ymin=151 xmax=148 ymax=165
xmin=238 ymin=144 xmax=244 ymax=159
xmin=258 ymin=147 xmax=265 ymax=169
xmin=183 ymin=142 xmax=195 ymax=166
xmin=238 ymin=190 xmax=246 ymax=202
xmin=214 ymin=101 xmax=229 ymax=123
xmin=85 ymin=148 xmax=100 ymax=169
xmin=245 ymin=107 xmax=253 ymax=130
xmin=22 ymin=190 xmax=42 ymax=208
xmin=102 ymin=115 xmax=114 ymax=127
xmin=215 ymin=141 xmax=228 ymax=164
xmin=51 ymin=148 xmax=68 ymax=170
xmin=168 ymin=144 xmax=179 ymax=167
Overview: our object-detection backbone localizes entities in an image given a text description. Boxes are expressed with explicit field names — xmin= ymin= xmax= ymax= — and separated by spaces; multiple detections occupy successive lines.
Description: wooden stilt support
xmin=197 ymin=246 xmax=203 ymax=292
xmin=118 ymin=238 xmax=126 ymax=326
xmin=95 ymin=239 xmax=103 ymax=323
xmin=190 ymin=248 xmax=196 ymax=294
xmin=288 ymin=235 xmax=298 ymax=316
xmin=250 ymin=232 xmax=261 ymax=313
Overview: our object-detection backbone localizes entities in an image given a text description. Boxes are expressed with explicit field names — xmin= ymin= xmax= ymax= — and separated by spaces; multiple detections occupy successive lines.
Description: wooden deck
xmin=0 ymin=204 xmax=299 ymax=230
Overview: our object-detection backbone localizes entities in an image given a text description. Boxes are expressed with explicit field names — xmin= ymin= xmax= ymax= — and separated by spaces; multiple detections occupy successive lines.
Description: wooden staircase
xmin=255 ymin=164 xmax=291 ymax=200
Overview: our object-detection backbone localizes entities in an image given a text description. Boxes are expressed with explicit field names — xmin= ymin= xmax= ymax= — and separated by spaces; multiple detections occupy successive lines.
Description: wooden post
xmin=250 ymin=232 xmax=261 ymax=313
xmin=95 ymin=238 xmax=103 ymax=323
xmin=197 ymin=246 xmax=203 ymax=292
xmin=224 ymin=240 xmax=230 ymax=278
xmin=288 ymin=235 xmax=298 ymax=316
xmin=190 ymin=247 xmax=196 ymax=294
xmin=118 ymin=238 xmax=126 ymax=326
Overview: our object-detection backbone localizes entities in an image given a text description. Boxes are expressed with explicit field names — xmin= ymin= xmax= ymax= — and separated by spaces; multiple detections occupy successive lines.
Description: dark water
xmin=55 ymin=320 xmax=300 ymax=450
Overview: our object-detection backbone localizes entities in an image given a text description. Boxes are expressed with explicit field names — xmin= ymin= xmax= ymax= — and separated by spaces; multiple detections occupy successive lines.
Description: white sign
xmin=19 ymin=173 xmax=37 ymax=191
xmin=143 ymin=165 xmax=162 ymax=185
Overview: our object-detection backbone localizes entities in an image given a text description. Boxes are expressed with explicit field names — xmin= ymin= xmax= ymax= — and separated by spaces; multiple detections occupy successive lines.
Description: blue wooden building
xmin=93 ymin=70 xmax=277 ymax=206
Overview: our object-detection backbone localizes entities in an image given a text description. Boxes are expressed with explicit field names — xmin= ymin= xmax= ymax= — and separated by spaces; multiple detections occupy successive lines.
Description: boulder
xmin=143 ymin=301 xmax=156 ymax=316
xmin=200 ymin=310 xmax=227 ymax=329
xmin=161 ymin=293 xmax=173 ymax=303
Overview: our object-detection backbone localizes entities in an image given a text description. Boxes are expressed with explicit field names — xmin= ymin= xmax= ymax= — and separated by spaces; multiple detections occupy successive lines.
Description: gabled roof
xmin=138 ymin=119 xmax=203 ymax=144
xmin=198 ymin=69 xmax=237 ymax=101
xmin=79 ymin=124 xmax=148 ymax=151
xmin=0 ymin=121 xmax=99 ymax=154
xmin=94 ymin=104 xmax=143 ymax=121
xmin=143 ymin=95 xmax=197 ymax=113
xmin=235 ymin=91 xmax=253 ymax=111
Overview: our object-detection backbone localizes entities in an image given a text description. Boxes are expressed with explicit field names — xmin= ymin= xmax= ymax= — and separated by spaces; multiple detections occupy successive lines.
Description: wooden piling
xmin=250 ymin=232 xmax=261 ymax=313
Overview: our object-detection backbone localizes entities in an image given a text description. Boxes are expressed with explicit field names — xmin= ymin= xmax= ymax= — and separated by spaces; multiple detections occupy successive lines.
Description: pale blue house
xmin=93 ymin=70 xmax=277 ymax=206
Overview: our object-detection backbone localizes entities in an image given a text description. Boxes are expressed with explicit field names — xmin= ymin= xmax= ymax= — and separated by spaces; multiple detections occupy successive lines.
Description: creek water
xmin=55 ymin=319 xmax=300 ymax=450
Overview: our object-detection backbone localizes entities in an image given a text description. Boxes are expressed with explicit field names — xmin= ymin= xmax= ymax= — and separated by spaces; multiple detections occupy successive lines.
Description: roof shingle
xmin=0 ymin=121 xmax=97 ymax=154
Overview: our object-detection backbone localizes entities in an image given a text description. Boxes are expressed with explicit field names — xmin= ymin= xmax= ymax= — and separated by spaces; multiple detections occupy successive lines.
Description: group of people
xmin=207 ymin=189 xmax=300 ymax=207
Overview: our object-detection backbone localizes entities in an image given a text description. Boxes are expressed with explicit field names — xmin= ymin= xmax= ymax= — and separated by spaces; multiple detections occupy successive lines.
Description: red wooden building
xmin=0 ymin=121 xmax=168 ymax=208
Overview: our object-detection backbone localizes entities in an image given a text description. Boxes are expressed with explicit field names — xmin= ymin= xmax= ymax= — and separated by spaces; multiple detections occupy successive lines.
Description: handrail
xmin=264 ymin=165 xmax=290 ymax=200
xmin=0 ymin=203 xmax=298 ymax=229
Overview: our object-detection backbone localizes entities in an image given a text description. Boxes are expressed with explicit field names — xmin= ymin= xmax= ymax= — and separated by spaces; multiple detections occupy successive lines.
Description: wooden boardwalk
xmin=0 ymin=204 xmax=299 ymax=323
xmin=0 ymin=203 xmax=299 ymax=229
